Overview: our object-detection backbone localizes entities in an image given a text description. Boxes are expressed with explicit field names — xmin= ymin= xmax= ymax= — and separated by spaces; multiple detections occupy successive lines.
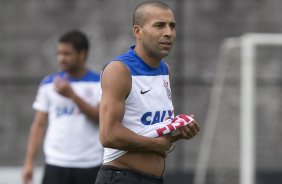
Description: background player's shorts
xmin=42 ymin=164 xmax=100 ymax=184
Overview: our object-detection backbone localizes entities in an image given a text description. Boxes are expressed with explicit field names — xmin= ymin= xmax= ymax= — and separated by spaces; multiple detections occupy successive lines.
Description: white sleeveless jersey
xmin=103 ymin=46 xmax=174 ymax=163
xmin=33 ymin=70 xmax=103 ymax=168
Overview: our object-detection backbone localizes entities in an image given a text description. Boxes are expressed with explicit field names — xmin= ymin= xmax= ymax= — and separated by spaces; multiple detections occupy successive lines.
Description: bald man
xmin=95 ymin=1 xmax=200 ymax=184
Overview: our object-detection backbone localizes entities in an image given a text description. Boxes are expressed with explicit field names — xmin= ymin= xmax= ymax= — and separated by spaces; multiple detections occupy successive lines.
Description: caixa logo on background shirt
xmin=141 ymin=110 xmax=173 ymax=125
xmin=56 ymin=106 xmax=80 ymax=117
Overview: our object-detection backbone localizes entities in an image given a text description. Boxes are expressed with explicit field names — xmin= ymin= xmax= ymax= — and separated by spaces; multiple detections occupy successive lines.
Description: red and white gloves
xmin=156 ymin=114 xmax=194 ymax=137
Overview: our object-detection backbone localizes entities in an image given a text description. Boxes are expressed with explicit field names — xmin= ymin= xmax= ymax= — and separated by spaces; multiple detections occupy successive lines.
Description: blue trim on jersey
xmin=40 ymin=70 xmax=100 ymax=86
xmin=113 ymin=46 xmax=169 ymax=76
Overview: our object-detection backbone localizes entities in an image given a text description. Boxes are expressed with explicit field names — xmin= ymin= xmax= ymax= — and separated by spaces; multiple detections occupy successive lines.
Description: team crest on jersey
xmin=163 ymin=80 xmax=171 ymax=100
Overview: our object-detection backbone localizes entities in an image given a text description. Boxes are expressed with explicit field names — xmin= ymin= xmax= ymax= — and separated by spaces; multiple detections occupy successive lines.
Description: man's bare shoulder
xmin=104 ymin=61 xmax=130 ymax=74
xmin=101 ymin=61 xmax=132 ymax=98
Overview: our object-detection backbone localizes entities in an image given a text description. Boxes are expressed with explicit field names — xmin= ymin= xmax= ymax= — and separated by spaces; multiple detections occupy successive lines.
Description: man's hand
xmin=179 ymin=120 xmax=200 ymax=140
xmin=154 ymin=135 xmax=173 ymax=157
xmin=22 ymin=162 xmax=33 ymax=184
xmin=171 ymin=114 xmax=200 ymax=141
xmin=54 ymin=76 xmax=75 ymax=98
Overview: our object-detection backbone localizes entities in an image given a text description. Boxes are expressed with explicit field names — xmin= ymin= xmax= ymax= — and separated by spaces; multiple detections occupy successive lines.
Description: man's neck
xmin=134 ymin=46 xmax=161 ymax=68
xmin=67 ymin=66 xmax=88 ymax=78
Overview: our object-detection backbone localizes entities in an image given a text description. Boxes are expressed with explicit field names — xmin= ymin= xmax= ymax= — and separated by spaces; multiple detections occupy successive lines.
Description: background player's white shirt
xmin=33 ymin=70 xmax=103 ymax=168
xmin=103 ymin=47 xmax=174 ymax=163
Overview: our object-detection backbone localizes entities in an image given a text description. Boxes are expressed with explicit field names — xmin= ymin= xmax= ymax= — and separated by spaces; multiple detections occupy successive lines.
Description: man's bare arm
xmin=22 ymin=111 xmax=48 ymax=184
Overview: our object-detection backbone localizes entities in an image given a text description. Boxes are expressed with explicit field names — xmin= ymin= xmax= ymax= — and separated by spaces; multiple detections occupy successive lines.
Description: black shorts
xmin=42 ymin=164 xmax=100 ymax=184
xmin=95 ymin=165 xmax=164 ymax=184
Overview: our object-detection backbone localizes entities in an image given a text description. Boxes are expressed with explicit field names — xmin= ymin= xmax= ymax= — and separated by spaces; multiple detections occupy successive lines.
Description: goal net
xmin=194 ymin=33 xmax=282 ymax=184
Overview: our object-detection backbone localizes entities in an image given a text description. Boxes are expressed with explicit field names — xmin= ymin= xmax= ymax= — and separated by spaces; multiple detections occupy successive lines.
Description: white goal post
xmin=240 ymin=33 xmax=282 ymax=184
xmin=194 ymin=33 xmax=282 ymax=184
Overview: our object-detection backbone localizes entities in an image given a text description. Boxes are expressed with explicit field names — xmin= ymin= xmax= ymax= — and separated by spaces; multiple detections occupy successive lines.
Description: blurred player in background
xmin=22 ymin=30 xmax=103 ymax=184
xmin=95 ymin=1 xmax=200 ymax=184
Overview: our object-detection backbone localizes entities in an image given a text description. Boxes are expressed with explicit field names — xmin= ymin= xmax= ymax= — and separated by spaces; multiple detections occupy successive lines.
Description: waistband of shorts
xmin=101 ymin=165 xmax=164 ymax=181
xmin=46 ymin=163 xmax=101 ymax=170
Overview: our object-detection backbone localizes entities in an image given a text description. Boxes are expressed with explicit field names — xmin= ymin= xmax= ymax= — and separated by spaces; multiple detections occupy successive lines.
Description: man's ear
xmin=133 ymin=25 xmax=142 ymax=39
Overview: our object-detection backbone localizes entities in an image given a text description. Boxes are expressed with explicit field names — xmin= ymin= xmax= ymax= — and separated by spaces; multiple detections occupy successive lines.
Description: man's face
xmin=57 ymin=42 xmax=82 ymax=72
xmin=139 ymin=6 xmax=176 ymax=59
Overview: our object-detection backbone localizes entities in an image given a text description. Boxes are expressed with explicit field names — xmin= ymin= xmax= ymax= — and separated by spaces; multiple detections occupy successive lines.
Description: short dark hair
xmin=133 ymin=1 xmax=171 ymax=26
xmin=59 ymin=30 xmax=89 ymax=53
